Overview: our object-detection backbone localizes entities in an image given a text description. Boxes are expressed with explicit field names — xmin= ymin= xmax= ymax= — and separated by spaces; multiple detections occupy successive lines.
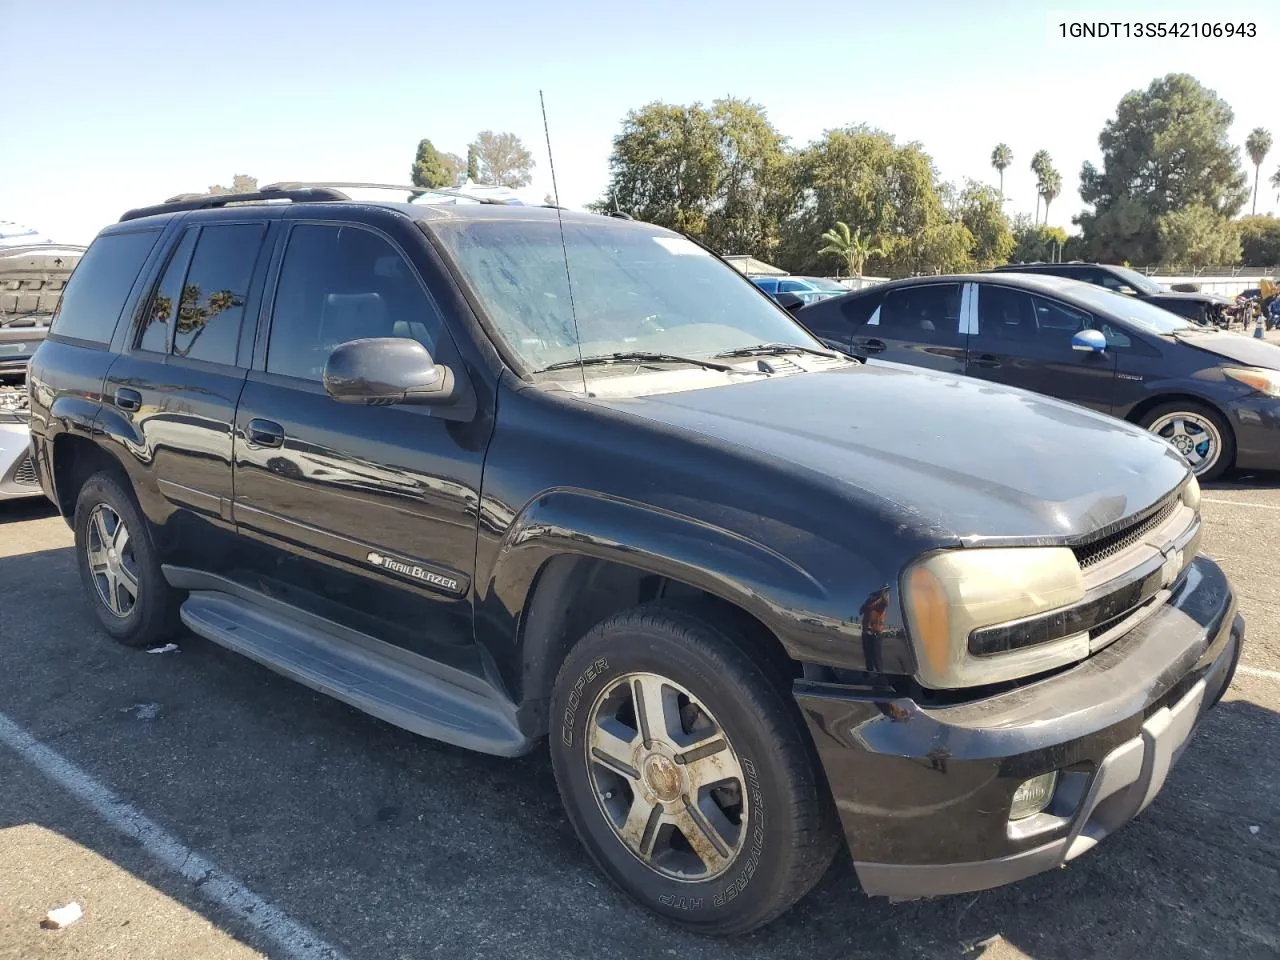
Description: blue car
xmin=751 ymin=275 xmax=849 ymax=305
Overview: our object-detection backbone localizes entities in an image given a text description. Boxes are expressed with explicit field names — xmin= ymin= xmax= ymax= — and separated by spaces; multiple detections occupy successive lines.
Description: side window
xmin=1031 ymin=295 xmax=1091 ymax=337
xmin=137 ymin=228 xmax=198 ymax=354
xmin=51 ymin=230 xmax=161 ymax=346
xmin=172 ymin=224 xmax=267 ymax=365
xmin=777 ymin=280 xmax=805 ymax=293
xmin=839 ymin=291 xmax=884 ymax=326
xmin=976 ymin=285 xmax=1038 ymax=341
xmin=266 ymin=224 xmax=445 ymax=381
xmin=878 ymin=284 xmax=963 ymax=342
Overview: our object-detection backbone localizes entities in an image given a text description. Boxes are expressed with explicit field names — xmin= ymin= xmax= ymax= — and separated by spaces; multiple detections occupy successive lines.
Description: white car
xmin=0 ymin=384 xmax=39 ymax=500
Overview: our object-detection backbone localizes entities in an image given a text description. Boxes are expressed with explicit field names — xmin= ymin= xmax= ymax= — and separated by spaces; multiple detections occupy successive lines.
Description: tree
xmin=1272 ymin=166 xmax=1280 ymax=205
xmin=702 ymin=99 xmax=790 ymax=257
xmin=1029 ymin=150 xmax=1052 ymax=223
xmin=441 ymin=152 xmax=464 ymax=187
xmin=1009 ymin=214 xmax=1069 ymax=263
xmin=990 ymin=143 xmax=1012 ymax=200
xmin=468 ymin=130 xmax=534 ymax=188
xmin=409 ymin=138 xmax=453 ymax=196
xmin=954 ymin=180 xmax=1014 ymax=268
xmin=1238 ymin=215 xmax=1280 ymax=266
xmin=1155 ymin=205 xmax=1241 ymax=269
xmin=1038 ymin=167 xmax=1062 ymax=223
xmin=466 ymin=145 xmax=480 ymax=182
xmin=205 ymin=174 xmax=258 ymax=196
xmin=1245 ymin=128 xmax=1273 ymax=216
xmin=817 ymin=221 xmax=886 ymax=276
xmin=1076 ymin=74 xmax=1249 ymax=264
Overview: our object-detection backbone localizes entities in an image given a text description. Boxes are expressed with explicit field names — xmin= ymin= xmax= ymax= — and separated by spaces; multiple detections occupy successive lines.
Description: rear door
xmin=853 ymin=281 xmax=969 ymax=373
xmin=965 ymin=282 xmax=1119 ymax=413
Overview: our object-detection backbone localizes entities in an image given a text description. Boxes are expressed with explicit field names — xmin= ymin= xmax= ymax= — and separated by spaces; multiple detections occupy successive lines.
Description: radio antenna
xmin=539 ymin=90 xmax=588 ymax=396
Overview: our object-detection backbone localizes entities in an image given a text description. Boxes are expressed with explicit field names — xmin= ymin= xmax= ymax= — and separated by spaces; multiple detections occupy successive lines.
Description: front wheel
xmin=549 ymin=605 xmax=839 ymax=935
xmin=1138 ymin=402 xmax=1234 ymax=482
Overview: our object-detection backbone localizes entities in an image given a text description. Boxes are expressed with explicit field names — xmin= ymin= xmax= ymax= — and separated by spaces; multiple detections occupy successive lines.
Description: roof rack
xmin=119 ymin=186 xmax=350 ymax=223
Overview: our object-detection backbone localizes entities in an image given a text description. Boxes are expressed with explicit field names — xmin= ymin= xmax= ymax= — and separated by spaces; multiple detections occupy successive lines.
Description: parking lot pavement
xmin=1 ymin=484 xmax=1278 ymax=960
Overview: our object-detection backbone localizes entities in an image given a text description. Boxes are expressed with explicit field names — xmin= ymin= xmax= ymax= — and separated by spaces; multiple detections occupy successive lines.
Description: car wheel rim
xmin=85 ymin=504 xmax=139 ymax=618
xmin=584 ymin=672 xmax=749 ymax=883
xmin=1148 ymin=412 xmax=1221 ymax=475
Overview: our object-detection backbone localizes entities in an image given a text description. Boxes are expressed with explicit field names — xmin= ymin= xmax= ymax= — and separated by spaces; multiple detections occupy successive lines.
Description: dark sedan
xmin=795 ymin=273 xmax=1280 ymax=480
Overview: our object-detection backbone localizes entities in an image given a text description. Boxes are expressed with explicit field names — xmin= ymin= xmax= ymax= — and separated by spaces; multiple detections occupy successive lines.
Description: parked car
xmin=796 ymin=273 xmax=1280 ymax=481
xmin=987 ymin=262 xmax=1235 ymax=327
xmin=751 ymin=275 xmax=849 ymax=305
xmin=28 ymin=184 xmax=1244 ymax=935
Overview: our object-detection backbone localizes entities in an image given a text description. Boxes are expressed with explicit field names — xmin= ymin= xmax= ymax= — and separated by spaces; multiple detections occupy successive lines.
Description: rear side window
xmin=839 ymin=290 xmax=884 ymax=326
xmin=878 ymin=284 xmax=963 ymax=338
xmin=171 ymin=223 xmax=268 ymax=365
xmin=51 ymin=231 xmax=160 ymax=345
xmin=137 ymin=228 xmax=198 ymax=354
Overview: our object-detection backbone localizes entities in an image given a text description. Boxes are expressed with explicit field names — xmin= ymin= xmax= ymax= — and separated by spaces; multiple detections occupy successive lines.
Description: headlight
xmin=1181 ymin=474 xmax=1200 ymax=511
xmin=901 ymin=547 xmax=1086 ymax=689
xmin=1223 ymin=366 xmax=1280 ymax=398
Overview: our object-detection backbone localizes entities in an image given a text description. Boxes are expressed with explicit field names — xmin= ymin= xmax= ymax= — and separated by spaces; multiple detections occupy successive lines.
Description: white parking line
xmin=1238 ymin=665 xmax=1280 ymax=682
xmin=1203 ymin=497 xmax=1280 ymax=511
xmin=0 ymin=711 xmax=349 ymax=960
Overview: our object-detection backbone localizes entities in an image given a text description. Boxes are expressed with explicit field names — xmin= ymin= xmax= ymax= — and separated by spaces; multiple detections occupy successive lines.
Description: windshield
xmin=802 ymin=277 xmax=850 ymax=292
xmin=1067 ymin=282 xmax=1194 ymax=334
xmin=432 ymin=218 xmax=821 ymax=377
xmin=1108 ymin=266 xmax=1164 ymax=296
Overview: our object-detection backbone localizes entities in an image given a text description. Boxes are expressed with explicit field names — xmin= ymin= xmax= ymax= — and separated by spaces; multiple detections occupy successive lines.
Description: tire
xmin=73 ymin=471 xmax=181 ymax=648
xmin=549 ymin=605 xmax=840 ymax=935
xmin=1138 ymin=401 xmax=1234 ymax=482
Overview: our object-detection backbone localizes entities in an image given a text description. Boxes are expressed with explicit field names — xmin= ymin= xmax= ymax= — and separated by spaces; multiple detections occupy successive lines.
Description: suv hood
xmin=1172 ymin=330 xmax=1280 ymax=369
xmin=602 ymin=363 xmax=1189 ymax=545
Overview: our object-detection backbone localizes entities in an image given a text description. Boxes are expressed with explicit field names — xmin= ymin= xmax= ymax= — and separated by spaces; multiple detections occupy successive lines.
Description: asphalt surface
xmin=1 ymin=474 xmax=1278 ymax=960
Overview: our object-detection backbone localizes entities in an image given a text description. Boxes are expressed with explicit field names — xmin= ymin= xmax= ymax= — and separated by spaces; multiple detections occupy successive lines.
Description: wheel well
xmin=51 ymin=435 xmax=124 ymax=519
xmin=517 ymin=556 xmax=799 ymax=735
xmin=1125 ymin=393 xmax=1231 ymax=433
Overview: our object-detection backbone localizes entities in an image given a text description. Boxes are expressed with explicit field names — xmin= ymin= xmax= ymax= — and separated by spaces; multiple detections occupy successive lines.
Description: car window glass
xmin=977 ymin=285 xmax=1038 ymax=341
xmin=51 ymin=230 xmax=160 ymax=345
xmin=267 ymin=224 xmax=444 ymax=381
xmin=137 ymin=228 xmax=197 ymax=353
xmin=777 ymin=280 xmax=805 ymax=292
xmin=839 ymin=292 xmax=883 ymax=326
xmin=878 ymin=284 xmax=963 ymax=341
xmin=171 ymin=224 xmax=266 ymax=365
xmin=1032 ymin=295 xmax=1091 ymax=338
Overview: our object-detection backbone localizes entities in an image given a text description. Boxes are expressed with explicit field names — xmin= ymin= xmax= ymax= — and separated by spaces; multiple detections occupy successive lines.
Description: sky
xmin=3 ymin=0 xmax=1277 ymax=249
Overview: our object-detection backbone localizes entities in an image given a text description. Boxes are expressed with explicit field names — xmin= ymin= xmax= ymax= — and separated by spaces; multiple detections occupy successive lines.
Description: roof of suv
xmin=826 ymin=272 xmax=1085 ymax=297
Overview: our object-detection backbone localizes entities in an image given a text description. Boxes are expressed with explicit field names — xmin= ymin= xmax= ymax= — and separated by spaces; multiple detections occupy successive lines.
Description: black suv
xmin=987 ymin=261 xmax=1234 ymax=326
xmin=28 ymin=185 xmax=1244 ymax=935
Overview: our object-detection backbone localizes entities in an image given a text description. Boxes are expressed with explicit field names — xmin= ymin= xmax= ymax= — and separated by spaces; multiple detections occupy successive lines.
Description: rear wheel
xmin=1139 ymin=402 xmax=1234 ymax=482
xmin=549 ymin=605 xmax=839 ymax=935
xmin=73 ymin=472 xmax=181 ymax=647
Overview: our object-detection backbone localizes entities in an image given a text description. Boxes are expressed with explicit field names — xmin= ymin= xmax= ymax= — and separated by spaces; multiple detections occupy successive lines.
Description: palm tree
xmin=1246 ymin=128 xmax=1273 ymax=215
xmin=1039 ymin=169 xmax=1063 ymax=224
xmin=817 ymin=221 xmax=885 ymax=277
xmin=1030 ymin=150 xmax=1052 ymax=223
xmin=990 ymin=144 xmax=1013 ymax=201
xmin=1272 ymin=165 xmax=1280 ymax=205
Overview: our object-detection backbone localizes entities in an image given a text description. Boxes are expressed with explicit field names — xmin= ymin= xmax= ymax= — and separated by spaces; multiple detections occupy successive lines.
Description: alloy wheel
xmin=85 ymin=503 xmax=139 ymax=618
xmin=584 ymin=672 xmax=748 ymax=882
xmin=1148 ymin=411 xmax=1221 ymax=476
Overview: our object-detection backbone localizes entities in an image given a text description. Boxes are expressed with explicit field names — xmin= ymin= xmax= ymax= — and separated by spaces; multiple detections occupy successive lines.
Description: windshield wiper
xmin=715 ymin=342 xmax=843 ymax=360
xmin=539 ymin=351 xmax=735 ymax=373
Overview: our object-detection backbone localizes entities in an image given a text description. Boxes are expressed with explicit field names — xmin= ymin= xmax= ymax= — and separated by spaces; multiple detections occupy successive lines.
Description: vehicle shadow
xmin=0 ymin=542 xmax=1275 ymax=959
xmin=1212 ymin=469 xmax=1280 ymax=492
xmin=0 ymin=496 xmax=57 ymax=523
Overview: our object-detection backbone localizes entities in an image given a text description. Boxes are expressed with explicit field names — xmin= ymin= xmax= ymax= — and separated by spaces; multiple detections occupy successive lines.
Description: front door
xmin=965 ymin=282 xmax=1119 ymax=413
xmin=231 ymin=219 xmax=488 ymax=657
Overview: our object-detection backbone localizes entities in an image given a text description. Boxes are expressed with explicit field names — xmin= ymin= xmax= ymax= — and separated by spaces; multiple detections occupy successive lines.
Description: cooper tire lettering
xmin=560 ymin=656 xmax=608 ymax=747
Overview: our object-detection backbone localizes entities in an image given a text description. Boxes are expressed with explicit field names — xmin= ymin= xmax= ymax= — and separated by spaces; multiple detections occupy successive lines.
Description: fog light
xmin=1009 ymin=772 xmax=1059 ymax=820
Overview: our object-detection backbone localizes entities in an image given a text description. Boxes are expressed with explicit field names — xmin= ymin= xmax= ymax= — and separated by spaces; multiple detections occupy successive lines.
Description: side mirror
xmin=323 ymin=337 xmax=456 ymax=405
xmin=774 ymin=291 xmax=806 ymax=313
xmin=1071 ymin=329 xmax=1108 ymax=354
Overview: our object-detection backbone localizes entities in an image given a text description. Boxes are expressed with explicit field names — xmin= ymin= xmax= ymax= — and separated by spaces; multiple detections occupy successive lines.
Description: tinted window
xmin=777 ymin=280 xmax=807 ymax=293
xmin=977 ymin=285 xmax=1110 ymax=346
xmin=51 ymin=231 xmax=160 ymax=345
xmin=170 ymin=224 xmax=266 ymax=365
xmin=877 ymin=284 xmax=963 ymax=340
xmin=839 ymin=291 xmax=884 ymax=325
xmin=137 ymin=228 xmax=197 ymax=353
xmin=267 ymin=224 xmax=444 ymax=381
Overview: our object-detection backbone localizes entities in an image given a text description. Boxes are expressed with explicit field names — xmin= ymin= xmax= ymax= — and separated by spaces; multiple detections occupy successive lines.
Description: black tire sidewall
xmin=1139 ymin=401 xmax=1235 ymax=481
xmin=550 ymin=616 xmax=818 ymax=931
xmin=73 ymin=472 xmax=172 ymax=646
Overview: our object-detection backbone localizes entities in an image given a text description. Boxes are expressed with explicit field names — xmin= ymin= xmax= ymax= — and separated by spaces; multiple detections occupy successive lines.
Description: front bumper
xmin=0 ymin=420 xmax=41 ymax=500
xmin=796 ymin=555 xmax=1242 ymax=899
xmin=1225 ymin=394 xmax=1280 ymax=472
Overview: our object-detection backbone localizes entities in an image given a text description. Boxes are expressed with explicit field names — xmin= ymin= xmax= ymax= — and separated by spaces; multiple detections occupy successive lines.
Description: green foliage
xmin=817 ymin=221 xmax=887 ymax=276
xmin=954 ymin=180 xmax=1014 ymax=268
xmin=1245 ymin=128 xmax=1273 ymax=215
xmin=1155 ymin=204 xmax=1241 ymax=269
xmin=1077 ymin=74 xmax=1249 ymax=263
xmin=990 ymin=144 xmax=1012 ymax=197
xmin=1009 ymin=214 xmax=1068 ymax=263
xmin=468 ymin=131 xmax=534 ymax=188
xmin=409 ymin=138 xmax=453 ymax=195
xmin=466 ymin=145 xmax=480 ymax=182
xmin=1238 ymin=215 xmax=1280 ymax=266
xmin=1038 ymin=168 xmax=1062 ymax=222
xmin=1030 ymin=150 xmax=1051 ymax=222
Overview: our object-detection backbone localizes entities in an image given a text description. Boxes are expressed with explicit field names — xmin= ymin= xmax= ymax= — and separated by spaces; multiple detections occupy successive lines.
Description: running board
xmin=178 ymin=592 xmax=533 ymax=757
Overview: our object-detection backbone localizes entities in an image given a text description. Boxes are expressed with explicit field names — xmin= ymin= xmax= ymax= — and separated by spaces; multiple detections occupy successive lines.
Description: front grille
xmin=1072 ymin=496 xmax=1178 ymax=569
xmin=12 ymin=454 xmax=37 ymax=485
